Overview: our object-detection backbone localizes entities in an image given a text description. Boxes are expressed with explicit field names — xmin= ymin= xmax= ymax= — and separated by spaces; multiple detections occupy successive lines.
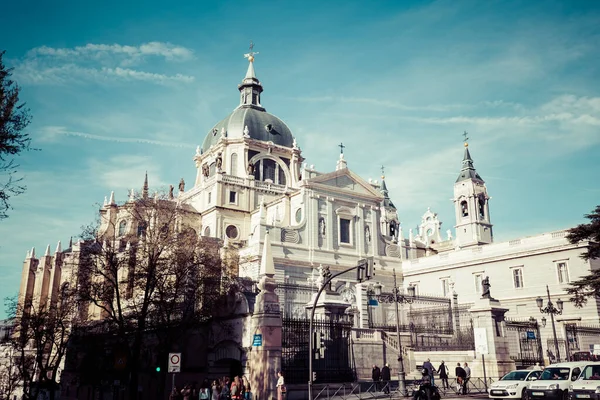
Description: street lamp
xmin=369 ymin=269 xmax=415 ymax=396
xmin=536 ymin=285 xmax=564 ymax=363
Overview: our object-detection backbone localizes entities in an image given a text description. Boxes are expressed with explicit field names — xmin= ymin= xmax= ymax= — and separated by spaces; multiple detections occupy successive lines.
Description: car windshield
xmin=580 ymin=365 xmax=600 ymax=380
xmin=540 ymin=368 xmax=570 ymax=381
xmin=501 ymin=371 xmax=530 ymax=381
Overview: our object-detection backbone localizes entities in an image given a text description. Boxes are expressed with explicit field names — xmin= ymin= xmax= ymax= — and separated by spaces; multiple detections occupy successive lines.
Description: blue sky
xmin=1 ymin=0 xmax=599 ymax=317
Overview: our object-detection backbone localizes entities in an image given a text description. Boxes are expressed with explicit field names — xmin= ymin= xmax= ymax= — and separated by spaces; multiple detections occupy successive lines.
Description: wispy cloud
xmin=38 ymin=126 xmax=197 ymax=148
xmin=14 ymin=42 xmax=195 ymax=85
xmin=88 ymin=155 xmax=166 ymax=191
xmin=27 ymin=42 xmax=194 ymax=63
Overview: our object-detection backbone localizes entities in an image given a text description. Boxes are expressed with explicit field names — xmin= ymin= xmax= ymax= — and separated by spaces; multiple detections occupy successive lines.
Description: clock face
xmin=427 ymin=228 xmax=433 ymax=236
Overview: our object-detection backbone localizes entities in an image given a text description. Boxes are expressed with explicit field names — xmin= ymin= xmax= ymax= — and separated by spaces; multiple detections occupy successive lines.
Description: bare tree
xmin=76 ymin=192 xmax=235 ymax=400
xmin=0 ymin=319 xmax=21 ymax=400
xmin=0 ymin=50 xmax=32 ymax=220
xmin=7 ymin=284 xmax=77 ymax=400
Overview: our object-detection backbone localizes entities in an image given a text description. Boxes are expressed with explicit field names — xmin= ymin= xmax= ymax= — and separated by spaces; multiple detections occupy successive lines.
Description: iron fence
xmin=282 ymin=316 xmax=354 ymax=385
xmin=565 ymin=323 xmax=600 ymax=360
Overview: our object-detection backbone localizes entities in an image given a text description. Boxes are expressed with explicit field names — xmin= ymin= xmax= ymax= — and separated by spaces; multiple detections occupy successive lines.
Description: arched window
xmin=209 ymin=162 xmax=216 ymax=177
xmin=118 ymin=220 xmax=127 ymax=237
xmin=230 ymin=153 xmax=238 ymax=175
xmin=460 ymin=200 xmax=469 ymax=217
xmin=478 ymin=197 xmax=486 ymax=219
xmin=203 ymin=226 xmax=211 ymax=237
xmin=137 ymin=222 xmax=147 ymax=237
xmin=251 ymin=157 xmax=287 ymax=185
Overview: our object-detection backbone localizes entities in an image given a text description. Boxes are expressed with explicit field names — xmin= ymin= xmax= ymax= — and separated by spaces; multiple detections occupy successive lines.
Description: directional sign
xmin=168 ymin=353 xmax=181 ymax=373
xmin=253 ymin=334 xmax=263 ymax=347
xmin=526 ymin=331 xmax=536 ymax=340
xmin=474 ymin=328 xmax=489 ymax=355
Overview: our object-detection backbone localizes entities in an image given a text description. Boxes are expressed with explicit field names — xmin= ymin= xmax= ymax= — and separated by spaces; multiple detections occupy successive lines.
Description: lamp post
xmin=536 ymin=285 xmax=564 ymax=363
xmin=370 ymin=269 xmax=415 ymax=396
xmin=308 ymin=260 xmax=373 ymax=400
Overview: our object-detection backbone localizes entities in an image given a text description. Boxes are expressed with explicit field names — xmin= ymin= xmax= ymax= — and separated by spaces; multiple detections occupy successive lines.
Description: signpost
xmin=474 ymin=328 xmax=489 ymax=392
xmin=168 ymin=353 xmax=181 ymax=394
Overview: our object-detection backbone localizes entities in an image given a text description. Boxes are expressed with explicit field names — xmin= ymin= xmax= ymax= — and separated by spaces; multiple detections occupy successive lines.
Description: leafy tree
xmin=566 ymin=205 xmax=600 ymax=307
xmin=0 ymin=50 xmax=32 ymax=220
xmin=75 ymin=191 xmax=237 ymax=400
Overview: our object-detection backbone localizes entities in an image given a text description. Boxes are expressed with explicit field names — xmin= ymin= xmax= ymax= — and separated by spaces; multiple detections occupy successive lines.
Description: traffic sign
xmin=168 ymin=353 xmax=181 ymax=373
xmin=474 ymin=327 xmax=489 ymax=355
xmin=253 ymin=334 xmax=263 ymax=347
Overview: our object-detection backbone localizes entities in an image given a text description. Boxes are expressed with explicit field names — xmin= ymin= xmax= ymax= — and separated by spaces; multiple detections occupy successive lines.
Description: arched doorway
xmin=213 ymin=358 xmax=244 ymax=380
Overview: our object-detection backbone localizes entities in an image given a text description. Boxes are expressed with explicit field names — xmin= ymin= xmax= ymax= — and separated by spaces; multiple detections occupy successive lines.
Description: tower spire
xmin=380 ymin=168 xmax=396 ymax=209
xmin=239 ymin=41 xmax=264 ymax=110
xmin=456 ymin=134 xmax=484 ymax=183
xmin=142 ymin=171 xmax=149 ymax=199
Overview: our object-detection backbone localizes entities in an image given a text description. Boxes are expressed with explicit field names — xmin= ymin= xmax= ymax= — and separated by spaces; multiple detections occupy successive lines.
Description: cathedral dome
xmin=201 ymin=106 xmax=294 ymax=152
xmin=201 ymin=50 xmax=294 ymax=152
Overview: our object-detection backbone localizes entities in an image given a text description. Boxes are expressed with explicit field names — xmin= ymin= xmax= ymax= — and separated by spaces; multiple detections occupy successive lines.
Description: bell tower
xmin=453 ymin=139 xmax=493 ymax=247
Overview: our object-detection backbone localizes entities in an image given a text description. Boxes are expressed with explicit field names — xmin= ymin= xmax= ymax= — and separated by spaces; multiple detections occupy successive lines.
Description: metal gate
xmin=282 ymin=316 xmax=354 ymax=384
xmin=565 ymin=323 xmax=600 ymax=361
xmin=505 ymin=318 xmax=543 ymax=368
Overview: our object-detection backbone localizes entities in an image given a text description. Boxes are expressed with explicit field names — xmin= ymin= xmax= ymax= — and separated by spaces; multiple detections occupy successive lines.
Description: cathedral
xmin=14 ymin=49 xmax=600 ymax=398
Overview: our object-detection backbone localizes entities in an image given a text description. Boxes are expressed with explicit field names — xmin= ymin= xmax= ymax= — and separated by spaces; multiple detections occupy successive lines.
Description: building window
xmin=474 ymin=274 xmax=483 ymax=294
xmin=512 ymin=267 xmax=524 ymax=289
xmin=208 ymin=192 xmax=212 ymax=204
xmin=556 ymin=261 xmax=569 ymax=284
xmin=295 ymin=208 xmax=302 ymax=223
xmin=225 ymin=225 xmax=239 ymax=239
xmin=137 ymin=222 xmax=147 ymax=237
xmin=340 ymin=218 xmax=351 ymax=244
xmin=203 ymin=226 xmax=211 ymax=237
xmin=230 ymin=153 xmax=238 ymax=175
xmin=460 ymin=200 xmax=469 ymax=217
xmin=209 ymin=162 xmax=216 ymax=177
xmin=118 ymin=220 xmax=127 ymax=237
xmin=441 ymin=278 xmax=450 ymax=296
xmin=229 ymin=191 xmax=237 ymax=204
xmin=409 ymin=283 xmax=419 ymax=296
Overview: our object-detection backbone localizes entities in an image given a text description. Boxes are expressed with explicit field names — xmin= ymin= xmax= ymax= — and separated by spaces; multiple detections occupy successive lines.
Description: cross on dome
xmin=244 ymin=40 xmax=259 ymax=63
xmin=338 ymin=142 xmax=345 ymax=154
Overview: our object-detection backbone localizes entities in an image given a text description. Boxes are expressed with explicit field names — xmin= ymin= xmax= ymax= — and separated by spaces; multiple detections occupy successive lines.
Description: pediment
xmin=305 ymin=169 xmax=383 ymax=199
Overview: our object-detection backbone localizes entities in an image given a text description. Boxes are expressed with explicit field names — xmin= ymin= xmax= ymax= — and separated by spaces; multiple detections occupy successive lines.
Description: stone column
xmin=249 ymin=233 xmax=282 ymax=400
xmin=469 ymin=297 xmax=515 ymax=378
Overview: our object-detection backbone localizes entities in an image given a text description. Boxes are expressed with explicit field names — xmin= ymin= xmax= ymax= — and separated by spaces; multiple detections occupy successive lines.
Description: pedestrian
xmin=423 ymin=359 xmax=435 ymax=386
xmin=463 ymin=362 xmax=471 ymax=395
xmin=533 ymin=362 xmax=543 ymax=371
xmin=381 ymin=363 xmax=391 ymax=393
xmin=455 ymin=363 xmax=466 ymax=395
xmin=242 ymin=376 xmax=251 ymax=400
xmin=182 ymin=384 xmax=192 ymax=400
xmin=231 ymin=376 xmax=241 ymax=400
xmin=211 ymin=380 xmax=220 ymax=400
xmin=372 ymin=365 xmax=381 ymax=391
xmin=220 ymin=378 xmax=230 ymax=400
xmin=438 ymin=361 xmax=449 ymax=390
xmin=276 ymin=371 xmax=286 ymax=400
xmin=170 ymin=386 xmax=181 ymax=400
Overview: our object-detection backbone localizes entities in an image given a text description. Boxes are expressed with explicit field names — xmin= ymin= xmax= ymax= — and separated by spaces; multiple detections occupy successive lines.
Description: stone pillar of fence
xmin=249 ymin=233 xmax=282 ymax=400
xmin=469 ymin=297 xmax=515 ymax=379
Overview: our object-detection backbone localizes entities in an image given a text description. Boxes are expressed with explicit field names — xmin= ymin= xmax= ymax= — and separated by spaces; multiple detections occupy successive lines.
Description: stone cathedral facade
xmin=15 ymin=51 xmax=600 ymax=394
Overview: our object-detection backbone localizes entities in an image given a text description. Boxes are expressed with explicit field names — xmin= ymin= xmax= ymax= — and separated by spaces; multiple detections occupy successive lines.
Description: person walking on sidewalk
xmin=381 ymin=363 xmax=391 ymax=393
xmin=455 ymin=363 xmax=466 ymax=395
xmin=463 ymin=362 xmax=471 ymax=395
xmin=372 ymin=365 xmax=381 ymax=391
xmin=438 ymin=361 xmax=449 ymax=390
xmin=423 ymin=359 xmax=435 ymax=387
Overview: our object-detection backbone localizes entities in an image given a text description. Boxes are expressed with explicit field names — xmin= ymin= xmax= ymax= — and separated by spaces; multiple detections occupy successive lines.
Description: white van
xmin=527 ymin=362 xmax=589 ymax=400
xmin=569 ymin=362 xmax=600 ymax=399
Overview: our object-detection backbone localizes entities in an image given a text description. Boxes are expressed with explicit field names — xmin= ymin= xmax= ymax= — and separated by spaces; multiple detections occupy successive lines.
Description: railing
xmin=221 ymin=174 xmax=245 ymax=185
xmin=300 ymin=377 xmax=496 ymax=399
xmin=254 ymin=179 xmax=287 ymax=193
xmin=381 ymin=331 xmax=399 ymax=353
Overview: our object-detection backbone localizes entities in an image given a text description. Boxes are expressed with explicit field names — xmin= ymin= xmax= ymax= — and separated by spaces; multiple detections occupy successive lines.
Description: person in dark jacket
xmin=423 ymin=359 xmax=435 ymax=386
xmin=455 ymin=363 xmax=467 ymax=395
xmin=381 ymin=363 xmax=391 ymax=393
xmin=372 ymin=365 xmax=381 ymax=391
xmin=438 ymin=361 xmax=449 ymax=390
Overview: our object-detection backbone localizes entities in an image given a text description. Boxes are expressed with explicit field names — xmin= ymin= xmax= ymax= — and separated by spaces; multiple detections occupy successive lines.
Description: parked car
xmin=527 ymin=362 xmax=589 ymax=400
xmin=489 ymin=369 xmax=543 ymax=400
xmin=568 ymin=361 xmax=600 ymax=399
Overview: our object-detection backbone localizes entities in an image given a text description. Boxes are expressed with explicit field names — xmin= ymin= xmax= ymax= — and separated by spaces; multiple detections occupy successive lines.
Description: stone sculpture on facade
xmin=179 ymin=178 xmax=185 ymax=192
xmin=481 ymin=276 xmax=492 ymax=299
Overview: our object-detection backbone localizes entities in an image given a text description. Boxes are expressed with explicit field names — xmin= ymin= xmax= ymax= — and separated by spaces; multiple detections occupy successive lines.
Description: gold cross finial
xmin=381 ymin=165 xmax=385 ymax=179
xmin=463 ymin=131 xmax=469 ymax=147
xmin=244 ymin=41 xmax=259 ymax=63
